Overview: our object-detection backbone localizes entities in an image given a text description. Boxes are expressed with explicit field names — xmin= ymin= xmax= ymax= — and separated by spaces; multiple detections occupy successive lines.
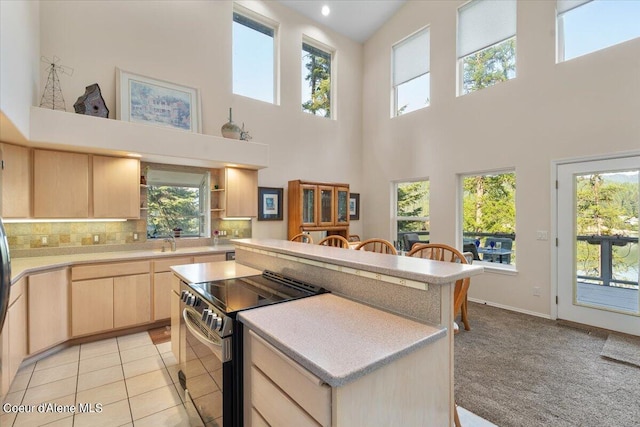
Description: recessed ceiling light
xmin=321 ymin=5 xmax=330 ymax=16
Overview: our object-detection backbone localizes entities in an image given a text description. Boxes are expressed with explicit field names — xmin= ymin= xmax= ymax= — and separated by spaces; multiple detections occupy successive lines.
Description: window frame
xmin=232 ymin=5 xmax=279 ymax=104
xmin=301 ymin=36 xmax=335 ymax=119
xmin=392 ymin=26 xmax=431 ymax=117
xmin=392 ymin=178 xmax=431 ymax=251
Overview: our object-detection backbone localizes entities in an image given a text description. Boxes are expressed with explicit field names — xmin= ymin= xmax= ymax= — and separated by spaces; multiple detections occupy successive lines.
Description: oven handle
xmin=183 ymin=307 xmax=222 ymax=348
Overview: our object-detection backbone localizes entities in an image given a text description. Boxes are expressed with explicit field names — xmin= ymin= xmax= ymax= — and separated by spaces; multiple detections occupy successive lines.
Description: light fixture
xmin=321 ymin=5 xmax=330 ymax=16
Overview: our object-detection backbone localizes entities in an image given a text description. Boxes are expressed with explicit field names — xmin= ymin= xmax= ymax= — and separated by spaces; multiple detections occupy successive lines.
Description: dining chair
xmin=405 ymin=243 xmax=471 ymax=332
xmin=354 ymin=238 xmax=398 ymax=255
xmin=347 ymin=234 xmax=361 ymax=242
xmin=290 ymin=233 xmax=313 ymax=244
xmin=317 ymin=235 xmax=350 ymax=248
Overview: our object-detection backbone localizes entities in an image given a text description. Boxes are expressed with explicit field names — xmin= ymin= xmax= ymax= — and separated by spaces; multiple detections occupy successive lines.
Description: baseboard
xmin=467 ymin=298 xmax=552 ymax=320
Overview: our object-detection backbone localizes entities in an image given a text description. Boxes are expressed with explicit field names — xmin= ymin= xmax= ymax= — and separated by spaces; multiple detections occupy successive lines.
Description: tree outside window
xmin=395 ymin=180 xmax=430 ymax=249
xmin=302 ymin=42 xmax=331 ymax=117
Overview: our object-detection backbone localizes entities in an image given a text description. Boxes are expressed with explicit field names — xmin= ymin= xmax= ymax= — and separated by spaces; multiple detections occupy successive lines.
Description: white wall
xmin=0 ymin=0 xmax=40 ymax=139
xmin=38 ymin=0 xmax=364 ymax=239
xmin=362 ymin=1 xmax=640 ymax=316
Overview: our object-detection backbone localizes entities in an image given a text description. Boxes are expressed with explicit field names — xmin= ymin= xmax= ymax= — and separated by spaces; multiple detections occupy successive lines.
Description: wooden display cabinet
xmin=288 ymin=180 xmax=349 ymax=239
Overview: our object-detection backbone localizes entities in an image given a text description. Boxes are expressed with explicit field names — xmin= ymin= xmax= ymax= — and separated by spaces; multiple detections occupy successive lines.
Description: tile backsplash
xmin=5 ymin=220 xmax=147 ymax=250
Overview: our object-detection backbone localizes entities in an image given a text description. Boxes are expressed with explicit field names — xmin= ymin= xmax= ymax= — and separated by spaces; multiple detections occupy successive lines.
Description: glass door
xmin=318 ymin=186 xmax=335 ymax=226
xmin=301 ymin=185 xmax=316 ymax=226
xmin=557 ymin=156 xmax=639 ymax=335
xmin=335 ymin=187 xmax=349 ymax=226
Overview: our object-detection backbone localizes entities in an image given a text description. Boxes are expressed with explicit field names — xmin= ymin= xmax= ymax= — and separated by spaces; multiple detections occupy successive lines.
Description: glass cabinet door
xmin=301 ymin=185 xmax=316 ymax=225
xmin=335 ymin=187 xmax=349 ymax=225
xmin=319 ymin=186 xmax=334 ymax=226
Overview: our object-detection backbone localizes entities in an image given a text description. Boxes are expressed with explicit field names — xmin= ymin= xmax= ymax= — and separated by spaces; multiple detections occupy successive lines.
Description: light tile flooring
xmin=1 ymin=331 xmax=497 ymax=427
xmin=1 ymin=332 xmax=189 ymax=427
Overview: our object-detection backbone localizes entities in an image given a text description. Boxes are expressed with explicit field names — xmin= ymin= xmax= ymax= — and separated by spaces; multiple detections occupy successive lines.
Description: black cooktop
xmin=189 ymin=270 xmax=326 ymax=315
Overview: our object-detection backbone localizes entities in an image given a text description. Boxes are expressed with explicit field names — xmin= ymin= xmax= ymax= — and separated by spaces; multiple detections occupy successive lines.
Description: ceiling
xmin=276 ymin=0 xmax=407 ymax=43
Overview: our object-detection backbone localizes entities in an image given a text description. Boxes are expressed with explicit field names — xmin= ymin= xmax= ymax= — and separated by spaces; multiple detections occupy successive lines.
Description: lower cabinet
xmin=28 ymin=269 xmax=69 ymax=355
xmin=114 ymin=274 xmax=151 ymax=328
xmin=152 ymin=256 xmax=193 ymax=321
xmin=71 ymin=278 xmax=113 ymax=336
xmin=1 ymin=278 xmax=27 ymax=399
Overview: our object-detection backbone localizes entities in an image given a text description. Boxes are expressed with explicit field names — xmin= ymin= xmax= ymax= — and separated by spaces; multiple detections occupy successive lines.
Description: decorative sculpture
xmin=74 ymin=83 xmax=109 ymax=118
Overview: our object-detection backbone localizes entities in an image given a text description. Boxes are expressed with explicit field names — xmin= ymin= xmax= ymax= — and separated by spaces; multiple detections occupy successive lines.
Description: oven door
xmin=180 ymin=304 xmax=230 ymax=427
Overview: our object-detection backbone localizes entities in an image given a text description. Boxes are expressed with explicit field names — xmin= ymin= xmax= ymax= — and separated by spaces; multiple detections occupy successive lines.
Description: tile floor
xmin=1 ymin=332 xmax=190 ymax=427
xmin=1 ymin=330 xmax=496 ymax=427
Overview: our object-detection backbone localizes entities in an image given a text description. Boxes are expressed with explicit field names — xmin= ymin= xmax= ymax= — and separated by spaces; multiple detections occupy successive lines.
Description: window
xmin=461 ymin=171 xmax=516 ymax=267
xmin=146 ymin=168 xmax=209 ymax=238
xmin=557 ymin=0 xmax=640 ymax=62
xmin=394 ymin=180 xmax=430 ymax=251
xmin=233 ymin=10 xmax=276 ymax=103
xmin=392 ymin=27 xmax=430 ymax=116
xmin=457 ymin=0 xmax=517 ymax=95
xmin=301 ymin=40 xmax=332 ymax=118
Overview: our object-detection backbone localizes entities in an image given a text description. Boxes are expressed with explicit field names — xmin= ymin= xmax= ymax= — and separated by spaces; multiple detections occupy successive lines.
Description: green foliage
xmin=397 ymin=181 xmax=429 ymax=232
xmin=463 ymin=173 xmax=515 ymax=234
xmin=302 ymin=53 xmax=331 ymax=117
xmin=147 ymin=186 xmax=200 ymax=237
xmin=462 ymin=38 xmax=516 ymax=94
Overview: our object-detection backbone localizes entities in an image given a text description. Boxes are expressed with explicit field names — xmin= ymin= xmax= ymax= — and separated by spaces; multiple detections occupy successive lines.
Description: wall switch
xmin=133 ymin=232 xmax=139 ymax=241
xmin=41 ymin=236 xmax=48 ymax=246
xmin=93 ymin=234 xmax=100 ymax=243
xmin=536 ymin=231 xmax=549 ymax=241
xmin=533 ymin=286 xmax=541 ymax=296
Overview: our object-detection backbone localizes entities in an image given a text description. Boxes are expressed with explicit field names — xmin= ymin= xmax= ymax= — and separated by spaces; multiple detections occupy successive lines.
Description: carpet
xmin=454 ymin=302 xmax=640 ymax=427
xmin=148 ymin=325 xmax=171 ymax=345
xmin=601 ymin=333 xmax=640 ymax=368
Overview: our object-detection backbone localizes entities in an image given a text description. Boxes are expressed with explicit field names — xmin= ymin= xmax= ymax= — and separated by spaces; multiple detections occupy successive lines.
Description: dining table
xmin=477 ymin=247 xmax=512 ymax=263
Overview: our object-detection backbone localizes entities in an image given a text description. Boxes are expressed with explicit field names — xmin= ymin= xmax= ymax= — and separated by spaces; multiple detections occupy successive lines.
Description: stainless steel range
xmin=178 ymin=270 xmax=326 ymax=427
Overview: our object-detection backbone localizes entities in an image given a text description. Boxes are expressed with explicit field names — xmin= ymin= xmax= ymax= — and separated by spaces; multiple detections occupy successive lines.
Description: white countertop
xmin=10 ymin=244 xmax=235 ymax=283
xmin=239 ymin=293 xmax=446 ymax=387
xmin=171 ymin=260 xmax=262 ymax=284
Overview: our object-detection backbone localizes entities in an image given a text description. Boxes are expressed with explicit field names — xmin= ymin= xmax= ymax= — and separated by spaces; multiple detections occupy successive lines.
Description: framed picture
xmin=258 ymin=187 xmax=283 ymax=221
xmin=349 ymin=193 xmax=360 ymax=220
xmin=116 ymin=68 xmax=201 ymax=132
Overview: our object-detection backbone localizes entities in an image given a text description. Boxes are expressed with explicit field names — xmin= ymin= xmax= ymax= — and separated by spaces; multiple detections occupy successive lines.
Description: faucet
xmin=164 ymin=236 xmax=176 ymax=252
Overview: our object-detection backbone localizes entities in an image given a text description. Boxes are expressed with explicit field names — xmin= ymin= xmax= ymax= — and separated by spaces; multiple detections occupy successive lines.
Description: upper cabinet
xmin=33 ymin=149 xmax=89 ymax=218
xmin=0 ymin=143 xmax=31 ymax=218
xmin=211 ymin=167 xmax=258 ymax=219
xmin=93 ymin=155 xmax=140 ymax=218
xmin=288 ymin=180 xmax=350 ymax=239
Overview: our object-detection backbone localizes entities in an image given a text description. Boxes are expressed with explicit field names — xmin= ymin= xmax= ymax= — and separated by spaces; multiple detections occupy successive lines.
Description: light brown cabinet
xmin=0 ymin=143 xmax=31 ymax=218
xmin=71 ymin=278 xmax=113 ymax=336
xmin=211 ymin=167 xmax=258 ymax=220
xmin=28 ymin=269 xmax=69 ymax=354
xmin=114 ymin=274 xmax=151 ymax=328
xmin=288 ymin=180 xmax=350 ymax=239
xmin=93 ymin=155 xmax=140 ymax=218
xmin=153 ymin=256 xmax=193 ymax=321
xmin=33 ymin=149 xmax=89 ymax=218
xmin=1 ymin=278 xmax=27 ymax=399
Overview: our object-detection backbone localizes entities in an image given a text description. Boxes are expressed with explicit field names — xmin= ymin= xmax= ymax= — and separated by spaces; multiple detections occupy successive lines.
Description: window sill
xmin=475 ymin=261 xmax=518 ymax=276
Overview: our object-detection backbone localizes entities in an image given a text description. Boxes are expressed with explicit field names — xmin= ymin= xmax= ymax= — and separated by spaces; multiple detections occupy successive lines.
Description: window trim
xmin=392 ymin=26 xmax=431 ymax=117
xmin=301 ymin=36 xmax=335 ymax=119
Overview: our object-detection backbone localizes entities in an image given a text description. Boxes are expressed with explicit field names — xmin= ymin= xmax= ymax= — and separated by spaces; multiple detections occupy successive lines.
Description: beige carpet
xmin=454 ymin=302 xmax=640 ymax=427
xmin=601 ymin=333 xmax=640 ymax=368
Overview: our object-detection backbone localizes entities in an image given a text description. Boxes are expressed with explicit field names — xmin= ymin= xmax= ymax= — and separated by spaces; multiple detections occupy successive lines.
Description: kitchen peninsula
xmin=229 ymin=239 xmax=481 ymax=425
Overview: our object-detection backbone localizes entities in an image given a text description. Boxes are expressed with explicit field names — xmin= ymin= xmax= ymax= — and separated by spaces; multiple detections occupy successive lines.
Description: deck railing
xmin=577 ymin=235 xmax=639 ymax=289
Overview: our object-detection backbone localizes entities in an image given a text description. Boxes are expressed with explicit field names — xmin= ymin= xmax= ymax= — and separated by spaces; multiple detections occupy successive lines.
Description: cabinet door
xmin=8 ymin=292 xmax=27 ymax=384
xmin=225 ymin=167 xmax=257 ymax=217
xmin=1 ymin=143 xmax=30 ymax=218
xmin=1 ymin=315 xmax=9 ymax=397
xmin=33 ymin=149 xmax=89 ymax=218
xmin=335 ymin=187 xmax=349 ymax=226
xmin=28 ymin=269 xmax=69 ymax=354
xmin=153 ymin=272 xmax=174 ymax=321
xmin=318 ymin=186 xmax=334 ymax=226
xmin=300 ymin=184 xmax=317 ymax=226
xmin=93 ymin=155 xmax=140 ymax=218
xmin=170 ymin=288 xmax=181 ymax=361
xmin=71 ymin=278 xmax=114 ymax=337
xmin=114 ymin=274 xmax=151 ymax=328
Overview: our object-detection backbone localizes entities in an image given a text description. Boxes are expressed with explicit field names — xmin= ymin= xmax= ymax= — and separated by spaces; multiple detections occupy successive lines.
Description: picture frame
xmin=116 ymin=68 xmax=201 ymax=132
xmin=258 ymin=187 xmax=283 ymax=221
xmin=349 ymin=193 xmax=360 ymax=220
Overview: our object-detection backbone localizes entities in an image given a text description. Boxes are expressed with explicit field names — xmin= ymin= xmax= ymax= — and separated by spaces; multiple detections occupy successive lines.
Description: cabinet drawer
xmin=72 ymin=260 xmax=150 ymax=281
xmin=249 ymin=330 xmax=330 ymax=426
xmin=251 ymin=408 xmax=270 ymax=427
xmin=251 ymin=366 xmax=319 ymax=427
xmin=153 ymin=256 xmax=193 ymax=273
xmin=8 ymin=277 xmax=26 ymax=306
xmin=193 ymin=254 xmax=226 ymax=264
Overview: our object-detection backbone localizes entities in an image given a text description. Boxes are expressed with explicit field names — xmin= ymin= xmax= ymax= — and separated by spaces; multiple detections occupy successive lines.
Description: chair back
xmin=354 ymin=238 xmax=398 ymax=255
xmin=406 ymin=243 xmax=471 ymax=331
xmin=318 ymin=235 xmax=350 ymax=248
xmin=348 ymin=234 xmax=361 ymax=242
xmin=402 ymin=233 xmax=423 ymax=251
xmin=290 ymin=233 xmax=313 ymax=244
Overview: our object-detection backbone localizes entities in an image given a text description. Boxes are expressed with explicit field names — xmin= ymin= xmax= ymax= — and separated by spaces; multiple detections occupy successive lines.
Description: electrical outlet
xmin=93 ymin=234 xmax=100 ymax=243
xmin=133 ymin=232 xmax=139 ymax=241
xmin=41 ymin=236 xmax=48 ymax=246
xmin=536 ymin=231 xmax=549 ymax=241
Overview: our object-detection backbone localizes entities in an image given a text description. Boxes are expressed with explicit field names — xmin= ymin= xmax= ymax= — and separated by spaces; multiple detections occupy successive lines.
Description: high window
xmin=146 ymin=168 xmax=209 ymax=239
xmin=301 ymin=40 xmax=332 ymax=118
xmin=392 ymin=27 xmax=430 ymax=116
xmin=394 ymin=180 xmax=430 ymax=251
xmin=461 ymin=171 xmax=516 ymax=268
xmin=457 ymin=0 xmax=517 ymax=95
xmin=557 ymin=0 xmax=640 ymax=62
xmin=233 ymin=10 xmax=276 ymax=103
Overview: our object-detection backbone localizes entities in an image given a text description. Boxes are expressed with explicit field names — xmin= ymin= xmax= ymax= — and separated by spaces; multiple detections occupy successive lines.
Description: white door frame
xmin=551 ymin=150 xmax=640 ymax=334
